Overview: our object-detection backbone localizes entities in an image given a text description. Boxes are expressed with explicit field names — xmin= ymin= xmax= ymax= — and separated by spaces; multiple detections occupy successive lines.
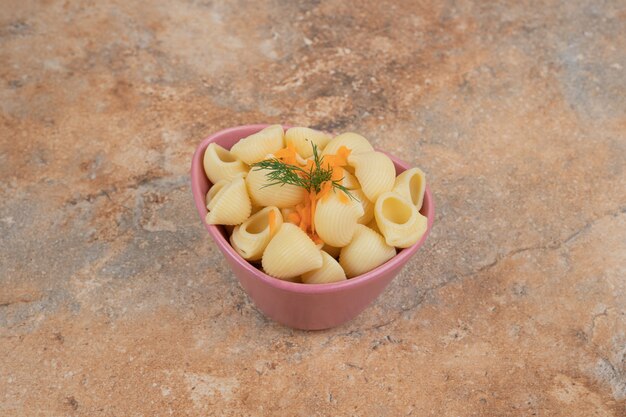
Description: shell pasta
xmin=374 ymin=192 xmax=427 ymax=248
xmin=246 ymin=167 xmax=307 ymax=208
xmin=230 ymin=124 xmax=285 ymax=164
xmin=314 ymin=190 xmax=364 ymax=247
xmin=339 ymin=225 xmax=396 ymax=278
xmin=203 ymin=143 xmax=249 ymax=184
xmin=205 ymin=176 xmax=252 ymax=225
xmin=285 ymin=127 xmax=331 ymax=158
xmin=348 ymin=151 xmax=396 ymax=202
xmin=392 ymin=167 xmax=426 ymax=211
xmin=322 ymin=132 xmax=374 ymax=156
xmin=230 ymin=206 xmax=282 ymax=261
xmin=301 ymin=251 xmax=347 ymax=284
xmin=262 ymin=223 xmax=323 ymax=279
xmin=202 ymin=125 xmax=428 ymax=284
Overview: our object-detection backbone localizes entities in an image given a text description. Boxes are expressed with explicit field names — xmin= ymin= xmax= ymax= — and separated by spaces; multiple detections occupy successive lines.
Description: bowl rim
xmin=191 ymin=124 xmax=435 ymax=295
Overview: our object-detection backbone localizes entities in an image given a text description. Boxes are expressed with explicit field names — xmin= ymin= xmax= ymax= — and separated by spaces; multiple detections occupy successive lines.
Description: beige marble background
xmin=1 ymin=0 xmax=625 ymax=415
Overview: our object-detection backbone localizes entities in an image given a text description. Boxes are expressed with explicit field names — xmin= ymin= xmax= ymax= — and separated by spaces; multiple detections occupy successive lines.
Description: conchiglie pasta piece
xmin=203 ymin=143 xmax=249 ymax=184
xmin=322 ymin=132 xmax=374 ymax=156
xmin=230 ymin=206 xmax=283 ymax=261
xmin=205 ymin=177 xmax=252 ymax=225
xmin=246 ymin=167 xmax=307 ymax=208
xmin=392 ymin=167 xmax=426 ymax=211
xmin=339 ymin=224 xmax=396 ymax=278
xmin=314 ymin=190 xmax=364 ymax=247
xmin=302 ymin=251 xmax=347 ymax=284
xmin=285 ymin=127 xmax=331 ymax=158
xmin=230 ymin=125 xmax=285 ymax=164
xmin=262 ymin=223 xmax=323 ymax=279
xmin=374 ymin=192 xmax=427 ymax=248
xmin=205 ymin=180 xmax=227 ymax=208
xmin=348 ymin=151 xmax=395 ymax=202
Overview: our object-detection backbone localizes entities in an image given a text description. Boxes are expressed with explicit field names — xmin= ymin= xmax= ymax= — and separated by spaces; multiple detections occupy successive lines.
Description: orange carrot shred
xmin=331 ymin=166 xmax=344 ymax=182
xmin=274 ymin=142 xmax=299 ymax=166
xmin=287 ymin=212 xmax=301 ymax=224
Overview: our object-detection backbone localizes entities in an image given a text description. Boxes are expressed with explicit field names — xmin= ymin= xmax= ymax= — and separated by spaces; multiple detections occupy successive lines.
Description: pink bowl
xmin=191 ymin=124 xmax=435 ymax=330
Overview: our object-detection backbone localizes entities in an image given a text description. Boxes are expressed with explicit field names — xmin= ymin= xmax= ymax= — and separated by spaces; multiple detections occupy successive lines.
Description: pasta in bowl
xmin=191 ymin=124 xmax=434 ymax=330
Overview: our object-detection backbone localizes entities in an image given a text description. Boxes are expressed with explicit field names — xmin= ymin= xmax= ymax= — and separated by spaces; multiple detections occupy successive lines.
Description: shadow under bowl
xmin=191 ymin=124 xmax=435 ymax=330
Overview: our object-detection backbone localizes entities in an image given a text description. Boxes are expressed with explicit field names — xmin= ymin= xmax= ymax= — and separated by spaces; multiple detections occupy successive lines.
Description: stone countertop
xmin=1 ymin=0 xmax=625 ymax=415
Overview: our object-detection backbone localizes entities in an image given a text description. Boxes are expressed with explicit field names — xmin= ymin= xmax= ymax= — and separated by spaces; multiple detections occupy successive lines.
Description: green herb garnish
xmin=251 ymin=143 xmax=357 ymax=200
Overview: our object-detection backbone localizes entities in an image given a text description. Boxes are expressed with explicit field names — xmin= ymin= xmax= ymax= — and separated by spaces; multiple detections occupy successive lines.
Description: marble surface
xmin=1 ymin=0 xmax=625 ymax=415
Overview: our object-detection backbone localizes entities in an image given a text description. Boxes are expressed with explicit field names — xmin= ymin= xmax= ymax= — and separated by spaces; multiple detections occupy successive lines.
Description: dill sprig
xmin=251 ymin=158 xmax=309 ymax=189
xmin=251 ymin=143 xmax=357 ymax=201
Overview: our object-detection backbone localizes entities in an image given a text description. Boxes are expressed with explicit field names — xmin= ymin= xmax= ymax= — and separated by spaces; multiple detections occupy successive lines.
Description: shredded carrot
xmin=286 ymin=212 xmax=301 ymax=224
xmin=273 ymin=142 xmax=299 ymax=166
xmin=331 ymin=165 xmax=344 ymax=182
xmin=323 ymin=146 xmax=351 ymax=169
xmin=295 ymin=203 xmax=309 ymax=233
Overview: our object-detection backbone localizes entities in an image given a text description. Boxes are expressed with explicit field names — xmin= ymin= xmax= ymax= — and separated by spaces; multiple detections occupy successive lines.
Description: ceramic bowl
xmin=191 ymin=124 xmax=435 ymax=330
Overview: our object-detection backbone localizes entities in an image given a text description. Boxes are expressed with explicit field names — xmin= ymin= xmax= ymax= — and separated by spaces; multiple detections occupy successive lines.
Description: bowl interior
xmin=191 ymin=125 xmax=435 ymax=294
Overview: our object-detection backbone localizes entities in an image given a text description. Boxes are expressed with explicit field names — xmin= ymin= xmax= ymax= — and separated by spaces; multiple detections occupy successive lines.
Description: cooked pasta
xmin=301 ymin=251 xmax=347 ymax=284
xmin=246 ymin=167 xmax=307 ymax=208
xmin=262 ymin=223 xmax=323 ymax=279
xmin=230 ymin=124 xmax=285 ymax=164
xmin=348 ymin=151 xmax=395 ymax=202
xmin=374 ymin=192 xmax=427 ymax=248
xmin=322 ymin=132 xmax=374 ymax=156
xmin=285 ymin=127 xmax=331 ymax=158
xmin=205 ymin=176 xmax=252 ymax=225
xmin=205 ymin=179 xmax=228 ymax=208
xmin=392 ymin=167 xmax=426 ymax=211
xmin=339 ymin=224 xmax=396 ymax=278
xmin=201 ymin=126 xmax=430 ymax=284
xmin=314 ymin=190 xmax=364 ymax=247
xmin=203 ymin=143 xmax=249 ymax=184
xmin=230 ymin=206 xmax=283 ymax=261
